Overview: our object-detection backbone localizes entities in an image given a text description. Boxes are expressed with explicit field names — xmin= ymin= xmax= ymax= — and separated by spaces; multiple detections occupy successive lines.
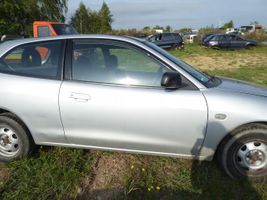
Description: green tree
xmin=38 ymin=0 xmax=68 ymax=22
xmin=89 ymin=11 xmax=101 ymax=33
xmin=153 ymin=25 xmax=163 ymax=30
xmin=70 ymin=2 xmax=113 ymax=34
xmin=165 ymin=25 xmax=172 ymax=32
xmin=0 ymin=0 xmax=68 ymax=36
xmin=222 ymin=20 xmax=234 ymax=29
xmin=70 ymin=3 xmax=91 ymax=33
xmin=98 ymin=2 xmax=113 ymax=33
xmin=0 ymin=0 xmax=26 ymax=35
xmin=142 ymin=26 xmax=151 ymax=34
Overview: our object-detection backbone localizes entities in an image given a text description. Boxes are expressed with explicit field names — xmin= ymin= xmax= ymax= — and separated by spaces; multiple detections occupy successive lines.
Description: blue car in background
xmin=202 ymin=34 xmax=257 ymax=49
xmin=146 ymin=33 xmax=184 ymax=49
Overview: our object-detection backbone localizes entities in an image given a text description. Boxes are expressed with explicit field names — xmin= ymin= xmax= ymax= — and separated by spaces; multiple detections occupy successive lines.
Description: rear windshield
xmin=51 ymin=24 xmax=78 ymax=35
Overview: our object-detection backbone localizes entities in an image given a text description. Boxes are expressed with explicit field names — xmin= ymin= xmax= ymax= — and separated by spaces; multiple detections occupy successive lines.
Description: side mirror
xmin=161 ymin=72 xmax=182 ymax=89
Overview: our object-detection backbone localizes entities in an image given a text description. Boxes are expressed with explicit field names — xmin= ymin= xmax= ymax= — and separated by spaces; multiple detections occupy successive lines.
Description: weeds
xmin=0 ymin=147 xmax=94 ymax=200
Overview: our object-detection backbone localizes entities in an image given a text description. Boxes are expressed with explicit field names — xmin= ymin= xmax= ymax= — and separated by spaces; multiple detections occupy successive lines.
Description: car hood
xmin=215 ymin=77 xmax=267 ymax=97
xmin=246 ymin=39 xmax=257 ymax=44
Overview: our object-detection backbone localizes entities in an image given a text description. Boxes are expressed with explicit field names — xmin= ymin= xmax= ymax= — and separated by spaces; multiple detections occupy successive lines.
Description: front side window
xmin=0 ymin=41 xmax=64 ymax=79
xmin=143 ymin=41 xmax=210 ymax=85
xmin=72 ymin=40 xmax=171 ymax=87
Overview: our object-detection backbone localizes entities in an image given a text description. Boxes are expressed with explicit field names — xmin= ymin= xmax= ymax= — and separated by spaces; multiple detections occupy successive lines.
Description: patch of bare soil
xmin=182 ymin=54 xmax=267 ymax=71
xmin=78 ymin=152 xmax=136 ymax=200
xmin=0 ymin=163 xmax=10 ymax=188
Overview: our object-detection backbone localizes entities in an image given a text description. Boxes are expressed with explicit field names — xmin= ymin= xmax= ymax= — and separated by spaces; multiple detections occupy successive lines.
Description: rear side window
xmin=38 ymin=26 xmax=51 ymax=37
xmin=172 ymin=33 xmax=183 ymax=42
xmin=162 ymin=33 xmax=174 ymax=40
xmin=0 ymin=40 xmax=64 ymax=79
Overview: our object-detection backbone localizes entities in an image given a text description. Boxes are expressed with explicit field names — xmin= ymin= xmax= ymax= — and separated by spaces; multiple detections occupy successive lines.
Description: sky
xmin=67 ymin=0 xmax=267 ymax=30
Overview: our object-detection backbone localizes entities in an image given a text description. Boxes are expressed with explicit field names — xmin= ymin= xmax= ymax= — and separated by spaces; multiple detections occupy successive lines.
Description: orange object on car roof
xmin=33 ymin=21 xmax=78 ymax=38
xmin=33 ymin=21 xmax=64 ymax=37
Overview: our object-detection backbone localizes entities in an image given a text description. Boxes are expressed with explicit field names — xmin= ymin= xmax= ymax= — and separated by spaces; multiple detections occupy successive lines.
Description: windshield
xmin=52 ymin=24 xmax=78 ymax=35
xmin=142 ymin=41 xmax=211 ymax=85
xmin=204 ymin=35 xmax=214 ymax=42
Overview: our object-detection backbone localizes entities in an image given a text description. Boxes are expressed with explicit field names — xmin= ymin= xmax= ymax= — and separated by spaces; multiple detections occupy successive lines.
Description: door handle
xmin=69 ymin=92 xmax=91 ymax=102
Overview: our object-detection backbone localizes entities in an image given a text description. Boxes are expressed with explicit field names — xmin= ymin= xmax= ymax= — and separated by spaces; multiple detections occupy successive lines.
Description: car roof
xmin=0 ymin=34 xmax=143 ymax=57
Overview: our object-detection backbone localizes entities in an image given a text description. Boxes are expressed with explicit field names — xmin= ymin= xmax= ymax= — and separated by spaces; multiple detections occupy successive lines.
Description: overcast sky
xmin=67 ymin=0 xmax=267 ymax=30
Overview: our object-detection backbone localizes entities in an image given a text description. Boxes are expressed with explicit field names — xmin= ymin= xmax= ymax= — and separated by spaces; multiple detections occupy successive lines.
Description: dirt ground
xmin=77 ymin=152 xmax=137 ymax=199
xmin=0 ymin=163 xmax=9 ymax=188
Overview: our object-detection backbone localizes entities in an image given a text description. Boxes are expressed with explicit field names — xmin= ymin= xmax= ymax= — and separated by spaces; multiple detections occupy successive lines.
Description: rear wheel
xmin=0 ymin=114 xmax=34 ymax=162
xmin=246 ymin=44 xmax=255 ymax=49
xmin=171 ymin=44 xmax=183 ymax=50
xmin=217 ymin=124 xmax=267 ymax=181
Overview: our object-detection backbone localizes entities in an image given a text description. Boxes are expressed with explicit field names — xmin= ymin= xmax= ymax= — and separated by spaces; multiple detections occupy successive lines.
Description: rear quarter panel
xmin=0 ymin=73 xmax=65 ymax=143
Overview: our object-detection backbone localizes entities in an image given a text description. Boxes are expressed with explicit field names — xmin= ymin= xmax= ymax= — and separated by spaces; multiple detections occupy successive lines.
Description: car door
xmin=230 ymin=35 xmax=246 ymax=49
xmin=160 ymin=33 xmax=174 ymax=48
xmin=219 ymin=35 xmax=231 ymax=48
xmin=0 ymin=40 xmax=66 ymax=144
xmin=152 ymin=34 xmax=164 ymax=47
xmin=59 ymin=39 xmax=208 ymax=156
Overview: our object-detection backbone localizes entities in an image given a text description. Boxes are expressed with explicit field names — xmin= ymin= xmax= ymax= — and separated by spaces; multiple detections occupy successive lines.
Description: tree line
xmin=0 ymin=0 xmax=67 ymax=36
xmin=70 ymin=2 xmax=113 ymax=34
xmin=0 ymin=0 xmax=113 ymax=36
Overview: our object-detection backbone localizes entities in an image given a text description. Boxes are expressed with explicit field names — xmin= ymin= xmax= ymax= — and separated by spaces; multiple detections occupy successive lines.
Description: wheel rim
xmin=0 ymin=125 xmax=20 ymax=157
xmin=236 ymin=141 xmax=267 ymax=171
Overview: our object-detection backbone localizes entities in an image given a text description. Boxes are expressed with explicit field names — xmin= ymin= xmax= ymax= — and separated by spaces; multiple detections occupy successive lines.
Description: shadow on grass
xmin=78 ymin=122 xmax=263 ymax=200
xmin=78 ymin=160 xmax=262 ymax=200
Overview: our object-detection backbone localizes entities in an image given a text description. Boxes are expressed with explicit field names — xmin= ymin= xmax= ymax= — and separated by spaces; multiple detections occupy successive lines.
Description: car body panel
xmin=59 ymin=81 xmax=208 ymax=156
xmin=200 ymin=88 xmax=267 ymax=158
xmin=0 ymin=73 xmax=66 ymax=143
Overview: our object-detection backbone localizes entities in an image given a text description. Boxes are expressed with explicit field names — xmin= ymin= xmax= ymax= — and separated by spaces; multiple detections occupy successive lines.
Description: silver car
xmin=0 ymin=35 xmax=266 ymax=181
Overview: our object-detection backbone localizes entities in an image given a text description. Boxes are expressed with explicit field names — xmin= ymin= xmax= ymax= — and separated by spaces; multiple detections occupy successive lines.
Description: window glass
xmin=210 ymin=35 xmax=219 ymax=41
xmin=162 ymin=33 xmax=174 ymax=40
xmin=172 ymin=33 xmax=182 ymax=42
xmin=72 ymin=41 xmax=171 ymax=87
xmin=51 ymin=24 xmax=78 ymax=35
xmin=38 ymin=26 xmax=51 ymax=37
xmin=155 ymin=34 xmax=162 ymax=41
xmin=143 ymin=41 xmax=210 ymax=84
xmin=0 ymin=41 xmax=64 ymax=79
xmin=225 ymin=35 xmax=231 ymax=41
xmin=236 ymin=36 xmax=243 ymax=41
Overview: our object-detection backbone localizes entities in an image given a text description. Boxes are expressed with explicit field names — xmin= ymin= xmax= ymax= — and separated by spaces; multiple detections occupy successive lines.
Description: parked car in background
xmin=0 ymin=35 xmax=266 ymax=181
xmin=202 ymin=34 xmax=257 ymax=49
xmin=201 ymin=34 xmax=214 ymax=43
xmin=33 ymin=21 xmax=78 ymax=37
xmin=146 ymin=33 xmax=184 ymax=49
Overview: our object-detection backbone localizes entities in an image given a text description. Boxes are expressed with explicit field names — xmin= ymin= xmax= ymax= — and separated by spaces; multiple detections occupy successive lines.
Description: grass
xmin=1 ymin=44 xmax=267 ymax=199
xmin=0 ymin=148 xmax=96 ymax=200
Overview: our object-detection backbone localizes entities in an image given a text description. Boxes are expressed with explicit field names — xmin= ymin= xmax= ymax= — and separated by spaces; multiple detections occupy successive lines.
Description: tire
xmin=0 ymin=114 xmax=34 ymax=162
xmin=217 ymin=123 xmax=267 ymax=181
xmin=246 ymin=44 xmax=255 ymax=49
xmin=172 ymin=44 xmax=183 ymax=50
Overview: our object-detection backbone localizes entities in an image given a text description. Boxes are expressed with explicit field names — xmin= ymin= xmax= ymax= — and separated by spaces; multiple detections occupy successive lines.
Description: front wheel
xmin=0 ymin=114 xmax=34 ymax=162
xmin=217 ymin=124 xmax=267 ymax=181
